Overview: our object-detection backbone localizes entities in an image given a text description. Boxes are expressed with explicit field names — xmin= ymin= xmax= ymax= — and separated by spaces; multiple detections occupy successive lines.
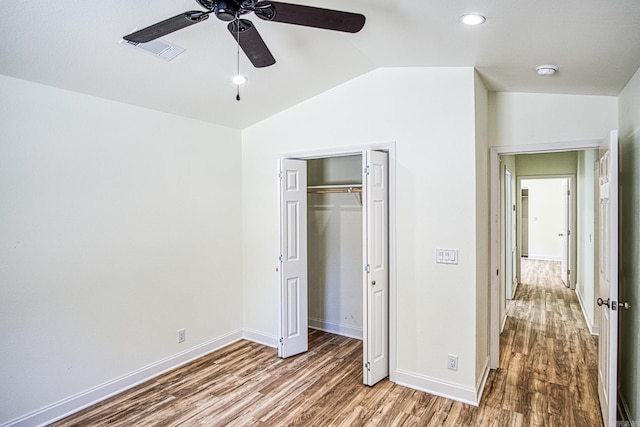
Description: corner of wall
xmin=474 ymin=68 xmax=491 ymax=389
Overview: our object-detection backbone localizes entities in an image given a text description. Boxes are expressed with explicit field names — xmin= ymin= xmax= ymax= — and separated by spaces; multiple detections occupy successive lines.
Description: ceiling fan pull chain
xmin=236 ymin=18 xmax=241 ymax=101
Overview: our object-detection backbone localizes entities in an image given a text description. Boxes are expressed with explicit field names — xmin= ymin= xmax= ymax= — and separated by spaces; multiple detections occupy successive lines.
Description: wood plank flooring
xmin=50 ymin=259 xmax=602 ymax=426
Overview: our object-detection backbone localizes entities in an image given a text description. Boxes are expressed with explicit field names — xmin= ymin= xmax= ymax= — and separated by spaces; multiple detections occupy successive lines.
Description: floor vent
xmin=120 ymin=36 xmax=186 ymax=61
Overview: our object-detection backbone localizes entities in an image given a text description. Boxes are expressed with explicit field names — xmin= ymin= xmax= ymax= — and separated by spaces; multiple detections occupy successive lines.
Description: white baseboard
xmin=1 ymin=330 xmax=243 ymax=427
xmin=394 ymin=368 xmax=481 ymax=406
xmin=242 ymin=329 xmax=278 ymax=348
xmin=510 ymin=281 xmax=519 ymax=299
xmin=527 ymin=255 xmax=562 ymax=261
xmin=575 ymin=285 xmax=598 ymax=336
xmin=475 ymin=357 xmax=491 ymax=404
xmin=309 ymin=318 xmax=363 ymax=340
xmin=500 ymin=311 xmax=508 ymax=333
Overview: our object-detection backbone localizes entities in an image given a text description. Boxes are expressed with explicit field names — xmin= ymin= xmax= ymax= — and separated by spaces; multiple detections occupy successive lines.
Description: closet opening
xmin=307 ymin=155 xmax=364 ymax=341
xmin=278 ymin=148 xmax=391 ymax=386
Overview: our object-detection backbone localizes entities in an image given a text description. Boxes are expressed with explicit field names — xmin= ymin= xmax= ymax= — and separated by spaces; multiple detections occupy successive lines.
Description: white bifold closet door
xmin=278 ymin=158 xmax=308 ymax=358
xmin=278 ymin=150 xmax=389 ymax=387
xmin=363 ymin=150 xmax=389 ymax=386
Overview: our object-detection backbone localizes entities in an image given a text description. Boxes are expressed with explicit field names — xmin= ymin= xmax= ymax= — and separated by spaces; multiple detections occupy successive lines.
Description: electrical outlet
xmin=448 ymin=354 xmax=458 ymax=371
xmin=177 ymin=328 xmax=186 ymax=344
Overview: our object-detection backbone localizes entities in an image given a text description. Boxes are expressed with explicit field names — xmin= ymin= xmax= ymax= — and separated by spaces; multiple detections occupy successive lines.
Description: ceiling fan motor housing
xmin=214 ymin=0 xmax=240 ymax=21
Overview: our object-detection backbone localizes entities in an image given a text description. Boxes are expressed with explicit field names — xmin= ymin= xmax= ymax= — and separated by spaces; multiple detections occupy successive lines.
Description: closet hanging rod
xmin=307 ymin=184 xmax=362 ymax=194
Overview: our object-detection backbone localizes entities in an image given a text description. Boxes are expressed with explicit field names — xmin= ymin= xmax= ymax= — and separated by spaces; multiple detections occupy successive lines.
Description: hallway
xmin=483 ymin=258 xmax=602 ymax=425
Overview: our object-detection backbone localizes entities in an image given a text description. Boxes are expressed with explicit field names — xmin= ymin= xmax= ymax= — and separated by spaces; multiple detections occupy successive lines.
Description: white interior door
xmin=363 ymin=150 xmax=389 ymax=386
xmin=560 ymin=178 xmax=570 ymax=287
xmin=278 ymin=159 xmax=308 ymax=358
xmin=597 ymin=130 xmax=619 ymax=427
xmin=505 ymin=168 xmax=516 ymax=299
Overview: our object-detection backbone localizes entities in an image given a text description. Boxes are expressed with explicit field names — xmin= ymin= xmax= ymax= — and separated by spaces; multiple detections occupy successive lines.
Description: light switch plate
xmin=437 ymin=248 xmax=459 ymax=264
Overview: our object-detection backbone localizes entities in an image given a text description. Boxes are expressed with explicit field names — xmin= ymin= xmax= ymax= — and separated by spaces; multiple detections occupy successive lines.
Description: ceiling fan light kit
xmin=233 ymin=75 xmax=248 ymax=84
xmin=536 ymin=65 xmax=559 ymax=76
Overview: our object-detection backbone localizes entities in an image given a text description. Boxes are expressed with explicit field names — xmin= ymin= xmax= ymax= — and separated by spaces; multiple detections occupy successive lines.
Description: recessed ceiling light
xmin=232 ymin=75 xmax=248 ymax=85
xmin=536 ymin=65 xmax=559 ymax=76
xmin=459 ymin=14 xmax=486 ymax=25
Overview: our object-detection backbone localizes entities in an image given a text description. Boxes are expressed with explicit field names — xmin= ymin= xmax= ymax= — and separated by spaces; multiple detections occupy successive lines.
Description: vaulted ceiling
xmin=2 ymin=1 xmax=640 ymax=129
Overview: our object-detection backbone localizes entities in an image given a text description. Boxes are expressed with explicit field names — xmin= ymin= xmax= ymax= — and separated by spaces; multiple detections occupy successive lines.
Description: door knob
xmin=597 ymin=297 xmax=610 ymax=308
xmin=620 ymin=301 xmax=632 ymax=310
xmin=371 ymin=280 xmax=376 ymax=286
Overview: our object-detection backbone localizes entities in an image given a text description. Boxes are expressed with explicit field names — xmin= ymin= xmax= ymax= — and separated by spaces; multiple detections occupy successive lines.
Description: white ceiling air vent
xmin=120 ymin=35 xmax=186 ymax=62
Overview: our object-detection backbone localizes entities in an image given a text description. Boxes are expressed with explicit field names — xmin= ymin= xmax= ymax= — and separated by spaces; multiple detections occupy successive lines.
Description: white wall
xmin=242 ymin=67 xmax=484 ymax=401
xmin=491 ymin=92 xmax=618 ymax=147
xmin=0 ymin=75 xmax=243 ymax=424
xmin=619 ymin=67 xmax=640 ymax=140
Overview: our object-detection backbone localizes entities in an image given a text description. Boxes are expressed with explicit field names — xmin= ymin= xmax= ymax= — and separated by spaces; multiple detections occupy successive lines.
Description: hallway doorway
xmin=490 ymin=143 xmax=601 ymax=370
xmin=519 ymin=177 xmax=573 ymax=288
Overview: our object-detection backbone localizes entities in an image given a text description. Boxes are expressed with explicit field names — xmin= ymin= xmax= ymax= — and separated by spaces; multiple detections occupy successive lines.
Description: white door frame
xmin=280 ymin=142 xmax=397 ymax=382
xmin=561 ymin=177 xmax=572 ymax=288
xmin=489 ymin=139 xmax=602 ymax=369
xmin=504 ymin=166 xmax=515 ymax=300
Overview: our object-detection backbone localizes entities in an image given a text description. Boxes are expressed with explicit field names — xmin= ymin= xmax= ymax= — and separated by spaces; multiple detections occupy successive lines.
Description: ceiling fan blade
xmin=123 ymin=11 xmax=210 ymax=43
xmin=254 ymin=1 xmax=365 ymax=33
xmin=228 ymin=19 xmax=276 ymax=68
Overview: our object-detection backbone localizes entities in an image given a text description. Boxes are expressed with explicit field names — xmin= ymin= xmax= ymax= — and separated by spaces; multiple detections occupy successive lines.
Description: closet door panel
xmin=279 ymin=159 xmax=308 ymax=358
xmin=364 ymin=150 xmax=389 ymax=386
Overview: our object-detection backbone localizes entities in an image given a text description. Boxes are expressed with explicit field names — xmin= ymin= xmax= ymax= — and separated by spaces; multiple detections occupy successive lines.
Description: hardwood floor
xmin=50 ymin=259 xmax=602 ymax=426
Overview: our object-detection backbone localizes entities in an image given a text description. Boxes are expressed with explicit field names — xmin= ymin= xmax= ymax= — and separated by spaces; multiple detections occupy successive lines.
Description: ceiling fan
xmin=123 ymin=0 xmax=366 ymax=68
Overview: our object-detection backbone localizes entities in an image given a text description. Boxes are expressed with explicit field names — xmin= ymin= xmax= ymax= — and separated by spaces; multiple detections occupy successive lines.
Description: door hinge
xmin=567 ymin=269 xmax=571 ymax=275
xmin=278 ymin=171 xmax=283 ymax=179
xmin=365 ymin=362 xmax=370 ymax=371
xmin=365 ymin=264 xmax=370 ymax=273
xmin=279 ymin=255 xmax=283 ymax=263
xmin=364 ymin=165 xmax=370 ymax=176
xmin=279 ymin=337 xmax=284 ymax=345
xmin=568 ymin=229 xmax=571 ymax=236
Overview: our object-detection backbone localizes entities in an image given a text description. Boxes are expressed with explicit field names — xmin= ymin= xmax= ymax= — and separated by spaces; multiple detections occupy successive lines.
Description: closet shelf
xmin=307 ymin=184 xmax=362 ymax=194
